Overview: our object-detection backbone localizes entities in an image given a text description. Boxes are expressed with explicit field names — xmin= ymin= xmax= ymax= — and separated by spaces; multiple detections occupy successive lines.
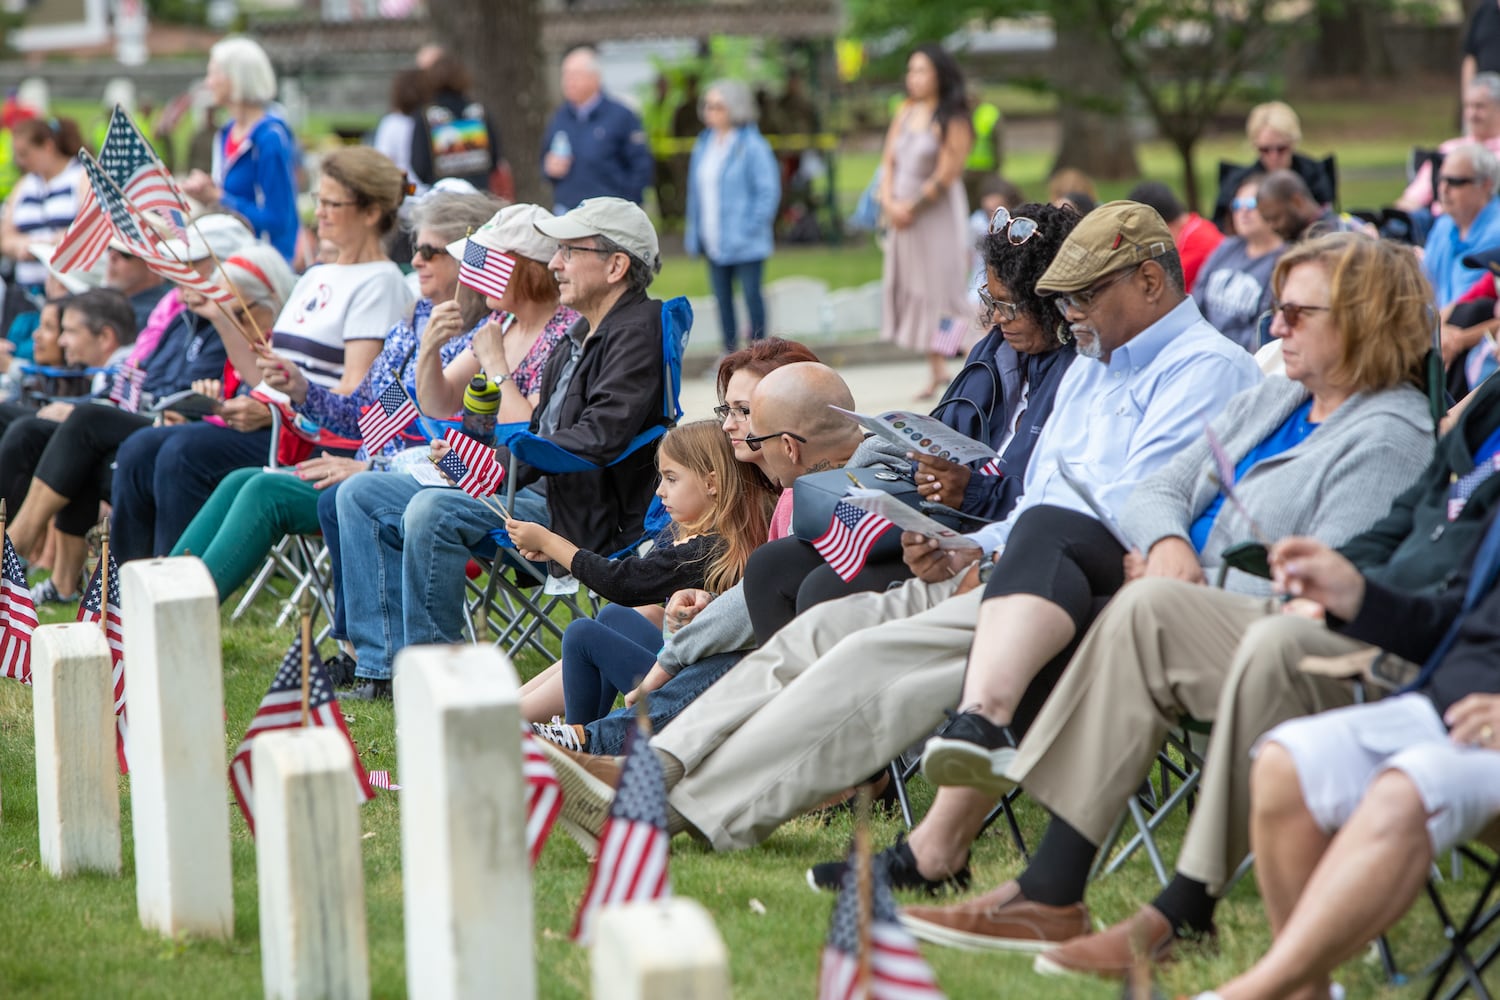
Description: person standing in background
xmin=540 ymin=46 xmax=654 ymax=213
xmin=0 ymin=116 xmax=86 ymax=293
xmin=877 ymin=44 xmax=975 ymax=401
xmin=409 ymin=53 xmax=500 ymax=193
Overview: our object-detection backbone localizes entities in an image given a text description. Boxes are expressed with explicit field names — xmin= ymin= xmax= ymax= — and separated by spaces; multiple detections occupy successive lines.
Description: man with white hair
xmin=540 ymin=45 xmax=654 ymax=213
xmin=1423 ymin=141 xmax=1500 ymax=307
xmin=1397 ymin=73 xmax=1500 ymax=219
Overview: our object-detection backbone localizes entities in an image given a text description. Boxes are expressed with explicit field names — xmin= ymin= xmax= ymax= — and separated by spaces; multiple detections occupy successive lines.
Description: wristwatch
xmin=976 ymin=556 xmax=999 ymax=585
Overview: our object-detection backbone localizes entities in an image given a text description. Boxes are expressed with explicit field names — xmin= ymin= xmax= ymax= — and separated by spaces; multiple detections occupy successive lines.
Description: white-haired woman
xmin=182 ymin=36 xmax=300 ymax=261
xmin=684 ymin=78 xmax=780 ymax=353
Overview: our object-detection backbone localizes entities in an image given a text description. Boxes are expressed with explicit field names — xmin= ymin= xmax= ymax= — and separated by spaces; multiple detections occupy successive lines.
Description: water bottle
xmin=460 ymin=374 xmax=500 ymax=443
xmin=549 ymin=129 xmax=571 ymax=160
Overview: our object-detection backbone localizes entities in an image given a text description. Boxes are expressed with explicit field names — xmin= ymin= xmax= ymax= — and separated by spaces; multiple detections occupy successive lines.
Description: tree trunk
xmin=1306 ymin=1 xmax=1395 ymax=81
xmin=1050 ymin=16 xmax=1141 ymax=181
xmin=426 ymin=0 xmax=549 ymax=204
xmin=1174 ymin=136 xmax=1200 ymax=212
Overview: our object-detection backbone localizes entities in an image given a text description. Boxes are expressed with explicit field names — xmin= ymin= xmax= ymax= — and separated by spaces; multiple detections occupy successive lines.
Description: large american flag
xmin=437 ymin=428 xmax=505 ymax=498
xmin=77 ymin=552 xmax=128 ymax=774
xmin=522 ymin=725 xmax=562 ymax=866
xmin=459 ymin=241 xmax=516 ymax=301
xmin=813 ymin=501 xmax=894 ymax=582
xmin=357 ymin=380 xmax=419 ymax=457
xmin=571 ymin=724 xmax=671 ymax=943
xmin=0 ymin=535 xmax=36 ymax=685
xmin=107 ymin=362 xmax=146 ymax=413
xmin=227 ymin=636 xmax=375 ymax=835
xmin=819 ymin=854 xmax=945 ymax=1000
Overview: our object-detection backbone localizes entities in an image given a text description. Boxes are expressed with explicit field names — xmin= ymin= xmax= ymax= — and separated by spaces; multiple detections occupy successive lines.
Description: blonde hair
xmin=1271 ymin=233 xmax=1431 ymax=392
xmin=320 ymin=147 xmax=408 ymax=236
xmin=1047 ymin=167 xmax=1097 ymax=203
xmin=1246 ymin=101 xmax=1302 ymax=145
xmin=657 ymin=420 xmax=773 ymax=594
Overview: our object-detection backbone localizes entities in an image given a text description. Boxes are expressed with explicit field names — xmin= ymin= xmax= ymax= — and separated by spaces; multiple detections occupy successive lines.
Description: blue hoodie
xmin=213 ymin=114 xmax=299 ymax=262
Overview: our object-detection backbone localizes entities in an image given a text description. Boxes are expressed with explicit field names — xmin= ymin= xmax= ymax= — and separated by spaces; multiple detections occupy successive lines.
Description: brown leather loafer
xmin=900 ymin=880 xmax=1090 ymax=953
xmin=1033 ymin=905 xmax=1193 ymax=979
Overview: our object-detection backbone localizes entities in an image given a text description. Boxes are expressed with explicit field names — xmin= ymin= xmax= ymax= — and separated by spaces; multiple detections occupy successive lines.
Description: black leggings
xmin=24 ymin=405 xmax=153 ymax=535
xmin=743 ymin=534 xmax=916 ymax=644
xmin=971 ymin=503 xmax=1127 ymax=737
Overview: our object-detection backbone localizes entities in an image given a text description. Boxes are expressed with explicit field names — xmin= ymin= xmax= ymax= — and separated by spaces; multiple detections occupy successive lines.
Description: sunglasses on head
xmin=988 ymin=206 xmax=1039 ymax=246
xmin=414 ymin=243 xmax=450 ymax=261
xmin=742 ymin=430 xmax=808 ymax=452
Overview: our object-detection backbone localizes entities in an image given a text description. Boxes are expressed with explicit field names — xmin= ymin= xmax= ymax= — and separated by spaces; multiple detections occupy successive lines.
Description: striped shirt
xmin=271 ymin=259 xmax=411 ymax=389
xmin=11 ymin=161 xmax=85 ymax=288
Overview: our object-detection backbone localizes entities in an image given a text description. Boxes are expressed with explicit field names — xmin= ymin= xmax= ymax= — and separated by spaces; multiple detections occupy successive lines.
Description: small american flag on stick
xmin=107 ymin=362 xmax=146 ymax=413
xmin=77 ymin=551 xmax=127 ymax=774
xmin=819 ymin=852 xmax=946 ymax=1000
xmin=357 ymin=381 xmax=419 ymax=457
xmin=932 ymin=316 xmax=966 ymax=358
xmin=459 ymin=241 xmax=515 ymax=301
xmin=813 ymin=500 xmax=895 ymax=583
xmin=0 ymin=535 xmax=36 ymax=684
xmin=437 ymin=428 xmax=506 ymax=499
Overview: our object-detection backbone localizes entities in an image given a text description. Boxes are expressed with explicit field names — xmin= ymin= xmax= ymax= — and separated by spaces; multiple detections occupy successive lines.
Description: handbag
xmin=792 ymin=464 xmax=973 ymax=560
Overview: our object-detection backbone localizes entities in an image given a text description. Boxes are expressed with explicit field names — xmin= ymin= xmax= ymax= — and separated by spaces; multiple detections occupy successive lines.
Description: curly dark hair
xmin=979 ymin=202 xmax=1083 ymax=330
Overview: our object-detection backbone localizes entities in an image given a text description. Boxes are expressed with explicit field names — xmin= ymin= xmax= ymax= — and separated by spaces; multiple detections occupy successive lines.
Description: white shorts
xmin=1256 ymin=694 xmax=1500 ymax=854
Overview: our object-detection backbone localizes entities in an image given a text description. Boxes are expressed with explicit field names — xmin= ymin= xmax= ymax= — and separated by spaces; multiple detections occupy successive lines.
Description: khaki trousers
xmin=656 ymin=572 xmax=979 ymax=851
xmin=1009 ymin=578 xmax=1378 ymax=895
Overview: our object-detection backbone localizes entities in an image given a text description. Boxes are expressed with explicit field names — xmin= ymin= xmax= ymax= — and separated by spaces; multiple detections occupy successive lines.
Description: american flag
xmin=818 ymin=854 xmax=945 ymax=1000
xmin=813 ymin=501 xmax=895 ymax=582
xmin=358 ymin=380 xmax=420 ymax=457
xmin=97 ymin=105 xmax=189 ymax=219
xmin=932 ymin=316 xmax=966 ymax=358
xmin=977 ymin=457 xmax=1001 ymax=477
xmin=1449 ymin=454 xmax=1500 ymax=521
xmin=107 ymin=362 xmax=146 ymax=413
xmin=571 ymin=724 xmax=671 ymax=943
xmin=50 ymin=177 xmax=111 ymax=273
xmin=227 ymin=636 xmax=375 ymax=836
xmin=437 ymin=428 xmax=505 ymax=498
xmin=522 ymin=725 xmax=562 ymax=866
xmin=367 ymin=770 xmax=398 ymax=791
xmin=0 ymin=535 xmax=36 ymax=684
xmin=459 ymin=241 xmax=516 ymax=301
xmin=77 ymin=553 xmax=128 ymax=775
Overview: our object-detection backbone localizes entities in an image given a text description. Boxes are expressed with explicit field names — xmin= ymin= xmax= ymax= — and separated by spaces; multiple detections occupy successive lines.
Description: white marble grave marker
xmin=121 ymin=557 xmax=233 ymax=939
xmin=32 ymin=623 xmax=119 ymax=876
xmin=592 ymin=898 xmax=731 ymax=1000
xmin=395 ymin=644 xmax=533 ymax=1000
xmin=253 ymin=728 xmax=369 ymax=1000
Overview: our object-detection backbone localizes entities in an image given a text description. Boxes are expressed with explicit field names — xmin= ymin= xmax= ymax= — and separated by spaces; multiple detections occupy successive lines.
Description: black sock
xmin=1152 ymin=874 xmax=1217 ymax=937
xmin=1014 ymin=816 xmax=1098 ymax=906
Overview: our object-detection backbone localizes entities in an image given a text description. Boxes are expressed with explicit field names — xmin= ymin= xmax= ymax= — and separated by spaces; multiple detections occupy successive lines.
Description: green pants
xmin=171 ymin=466 xmax=323 ymax=603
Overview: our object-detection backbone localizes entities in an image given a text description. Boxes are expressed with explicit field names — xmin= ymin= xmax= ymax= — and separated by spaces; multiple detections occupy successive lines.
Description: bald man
xmin=743 ymin=362 xmax=865 ymax=488
xmin=540 ymin=46 xmax=655 ymax=212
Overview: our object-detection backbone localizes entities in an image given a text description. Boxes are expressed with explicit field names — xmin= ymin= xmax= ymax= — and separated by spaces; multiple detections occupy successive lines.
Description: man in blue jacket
xmin=540 ymin=47 xmax=654 ymax=212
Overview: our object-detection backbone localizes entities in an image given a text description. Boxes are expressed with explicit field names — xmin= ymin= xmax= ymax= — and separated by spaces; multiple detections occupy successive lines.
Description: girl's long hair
xmin=658 ymin=420 xmax=774 ymax=594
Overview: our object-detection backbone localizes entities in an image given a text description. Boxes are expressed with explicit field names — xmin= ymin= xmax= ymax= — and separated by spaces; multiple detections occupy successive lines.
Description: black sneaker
xmin=920 ymin=708 xmax=1020 ymax=796
xmin=344 ymin=679 xmax=392 ymax=702
xmin=325 ymin=652 xmax=359 ymax=688
xmin=806 ymin=834 xmax=972 ymax=896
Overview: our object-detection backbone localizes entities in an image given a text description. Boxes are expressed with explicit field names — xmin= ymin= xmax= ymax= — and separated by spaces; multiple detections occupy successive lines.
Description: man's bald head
xmin=749 ymin=363 xmax=864 ymax=486
xmin=561 ymin=46 xmax=603 ymax=106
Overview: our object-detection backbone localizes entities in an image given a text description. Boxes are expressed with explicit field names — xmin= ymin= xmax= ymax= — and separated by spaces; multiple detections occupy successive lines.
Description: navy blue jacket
xmin=139 ymin=311 xmax=228 ymax=403
xmin=540 ymin=95 xmax=654 ymax=209
xmin=927 ymin=326 xmax=1076 ymax=523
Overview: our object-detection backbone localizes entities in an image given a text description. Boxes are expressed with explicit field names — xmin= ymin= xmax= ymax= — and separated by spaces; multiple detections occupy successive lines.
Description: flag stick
xmin=298 ymin=590 xmax=313 ymax=728
xmin=97 ymin=519 xmax=110 ymax=639
xmin=426 ymin=454 xmax=511 ymax=520
xmin=854 ymin=786 xmax=874 ymax=998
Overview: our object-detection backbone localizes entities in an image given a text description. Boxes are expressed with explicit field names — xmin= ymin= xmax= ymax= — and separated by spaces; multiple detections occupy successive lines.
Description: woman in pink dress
xmin=878 ymin=44 xmax=975 ymax=400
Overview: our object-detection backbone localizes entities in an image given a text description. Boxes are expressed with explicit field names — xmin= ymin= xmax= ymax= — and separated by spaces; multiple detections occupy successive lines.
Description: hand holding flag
xmin=813 ymin=500 xmax=895 ymax=582
xmin=358 ymin=381 xmax=420 ymax=457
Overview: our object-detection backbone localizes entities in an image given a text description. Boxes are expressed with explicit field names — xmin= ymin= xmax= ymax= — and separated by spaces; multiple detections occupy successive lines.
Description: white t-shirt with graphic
xmin=272 ymin=260 xmax=411 ymax=387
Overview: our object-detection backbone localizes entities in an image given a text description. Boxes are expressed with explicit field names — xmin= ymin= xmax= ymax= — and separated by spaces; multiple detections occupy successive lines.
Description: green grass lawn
xmin=0 ymin=581 xmax=1480 ymax=998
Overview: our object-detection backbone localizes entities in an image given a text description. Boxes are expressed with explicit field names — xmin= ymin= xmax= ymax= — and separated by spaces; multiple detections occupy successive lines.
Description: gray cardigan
xmin=1120 ymin=376 xmax=1434 ymax=595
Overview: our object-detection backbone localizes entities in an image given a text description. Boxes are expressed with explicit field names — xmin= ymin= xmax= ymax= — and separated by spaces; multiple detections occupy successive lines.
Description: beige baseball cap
xmin=1036 ymin=201 xmax=1175 ymax=295
xmin=533 ymin=197 xmax=660 ymax=269
xmin=444 ymin=203 xmax=559 ymax=265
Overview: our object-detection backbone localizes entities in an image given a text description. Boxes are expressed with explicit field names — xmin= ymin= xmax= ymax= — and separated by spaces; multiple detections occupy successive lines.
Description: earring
xmin=1056 ymin=321 xmax=1072 ymax=345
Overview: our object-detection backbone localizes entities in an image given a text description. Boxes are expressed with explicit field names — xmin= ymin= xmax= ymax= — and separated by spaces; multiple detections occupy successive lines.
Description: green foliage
xmin=145 ymin=0 xmax=208 ymax=26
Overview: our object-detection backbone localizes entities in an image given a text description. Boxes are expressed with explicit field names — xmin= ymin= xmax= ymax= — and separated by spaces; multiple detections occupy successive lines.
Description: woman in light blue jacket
xmin=685 ymin=79 xmax=781 ymax=353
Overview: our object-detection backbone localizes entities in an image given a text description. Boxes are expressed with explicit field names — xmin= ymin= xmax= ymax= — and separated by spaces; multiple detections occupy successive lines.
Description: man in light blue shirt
xmin=542 ymin=202 xmax=1263 ymax=855
xmin=1422 ymin=142 xmax=1500 ymax=307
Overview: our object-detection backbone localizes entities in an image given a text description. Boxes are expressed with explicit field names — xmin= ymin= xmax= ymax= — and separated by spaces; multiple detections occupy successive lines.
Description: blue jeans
xmin=583 ymin=650 xmax=743 ymax=756
xmin=707 ymin=258 xmax=767 ymax=352
xmin=561 ymin=604 xmax=662 ymax=723
xmin=336 ymin=470 xmax=548 ymax=681
xmin=111 ymin=423 xmax=273 ymax=563
xmin=317 ymin=481 xmax=347 ymax=640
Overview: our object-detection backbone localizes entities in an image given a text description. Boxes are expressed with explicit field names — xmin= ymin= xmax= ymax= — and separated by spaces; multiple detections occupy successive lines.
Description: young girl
xmin=506 ymin=420 xmax=773 ymax=738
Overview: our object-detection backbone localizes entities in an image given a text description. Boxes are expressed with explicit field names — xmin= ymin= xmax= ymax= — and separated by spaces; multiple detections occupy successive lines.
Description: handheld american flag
xmin=819 ymin=854 xmax=945 ymax=1000
xmin=78 ymin=553 xmax=128 ymax=774
xmin=459 ymin=241 xmax=516 ymax=301
xmin=932 ymin=316 xmax=966 ymax=358
xmin=1202 ymin=422 xmax=1273 ymax=548
xmin=0 ymin=535 xmax=36 ymax=684
xmin=107 ymin=362 xmax=146 ymax=413
xmin=813 ymin=500 xmax=895 ymax=583
xmin=50 ymin=175 xmax=111 ymax=273
xmin=522 ymin=725 xmax=562 ymax=866
xmin=98 ymin=105 xmax=189 ymax=219
xmin=228 ymin=636 xmax=375 ymax=835
xmin=357 ymin=380 xmax=420 ymax=457
xmin=977 ymin=457 xmax=1002 ymax=477
xmin=437 ymin=428 xmax=506 ymax=498
xmin=571 ymin=723 xmax=671 ymax=943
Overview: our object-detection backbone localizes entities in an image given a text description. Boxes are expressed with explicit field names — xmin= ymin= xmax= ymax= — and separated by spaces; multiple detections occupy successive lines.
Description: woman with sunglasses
xmin=743 ymin=203 xmax=1080 ymax=643
xmin=1194 ymin=173 xmax=1287 ymax=351
xmin=878 ymin=44 xmax=976 ymax=401
xmin=1213 ymin=102 xmax=1335 ymax=233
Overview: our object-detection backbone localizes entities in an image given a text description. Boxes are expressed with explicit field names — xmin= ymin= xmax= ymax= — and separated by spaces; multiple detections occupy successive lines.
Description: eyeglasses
xmin=703 ymin=100 xmax=727 ymax=111
xmin=1052 ymin=263 xmax=1141 ymax=317
xmin=713 ymin=402 xmax=751 ymax=422
xmin=317 ymin=197 xmax=360 ymax=211
xmin=1440 ymin=175 xmax=1480 ymax=188
xmin=413 ymin=243 xmax=450 ymax=261
xmin=742 ymin=430 xmax=808 ymax=452
xmin=557 ymin=243 xmax=617 ymax=262
xmin=1232 ymin=196 xmax=1258 ymax=211
xmin=1256 ymin=144 xmax=1291 ymax=156
xmin=987 ymin=206 xmax=1039 ymax=246
xmin=1265 ymin=300 xmax=1331 ymax=328
xmin=976 ymin=284 xmax=1020 ymax=323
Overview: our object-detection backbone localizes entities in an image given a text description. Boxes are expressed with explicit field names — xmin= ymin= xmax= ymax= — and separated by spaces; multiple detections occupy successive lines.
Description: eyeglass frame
xmin=556 ymin=242 xmax=619 ymax=263
xmin=1052 ymin=261 xmax=1144 ymax=318
xmin=1439 ymin=174 xmax=1480 ymax=188
xmin=742 ymin=430 xmax=809 ymax=452
xmin=1231 ymin=196 xmax=1258 ymax=211
xmin=1256 ymin=144 xmax=1291 ymax=156
xmin=713 ymin=402 xmax=752 ymax=422
xmin=987 ymin=206 xmax=1040 ymax=246
xmin=976 ymin=283 xmax=1020 ymax=324
xmin=413 ymin=243 xmax=450 ymax=261
xmin=1263 ymin=299 xmax=1331 ymax=329
xmin=317 ymin=197 xmax=361 ymax=211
